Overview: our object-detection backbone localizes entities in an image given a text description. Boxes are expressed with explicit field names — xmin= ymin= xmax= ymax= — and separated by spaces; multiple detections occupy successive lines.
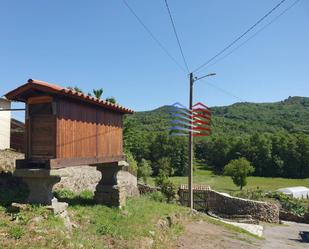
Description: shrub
xmin=125 ymin=151 xmax=138 ymax=175
xmin=223 ymin=158 xmax=255 ymax=190
xmin=155 ymin=172 xmax=177 ymax=203
xmin=147 ymin=191 xmax=167 ymax=203
xmin=235 ymin=189 xmax=309 ymax=216
xmin=266 ymin=192 xmax=308 ymax=216
xmin=137 ymin=159 xmax=152 ymax=184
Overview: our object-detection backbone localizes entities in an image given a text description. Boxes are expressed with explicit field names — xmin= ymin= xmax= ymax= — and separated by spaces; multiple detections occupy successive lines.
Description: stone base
xmin=94 ymin=161 xmax=127 ymax=208
xmin=95 ymin=184 xmax=126 ymax=207
xmin=14 ymin=169 xmax=61 ymax=205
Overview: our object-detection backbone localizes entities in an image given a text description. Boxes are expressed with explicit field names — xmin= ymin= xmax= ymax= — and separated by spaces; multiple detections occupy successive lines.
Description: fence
xmin=178 ymin=184 xmax=211 ymax=210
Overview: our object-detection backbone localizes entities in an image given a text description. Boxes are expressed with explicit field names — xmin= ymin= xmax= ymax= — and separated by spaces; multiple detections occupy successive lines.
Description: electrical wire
xmin=122 ymin=0 xmax=187 ymax=73
xmin=193 ymin=0 xmax=288 ymax=73
xmin=164 ymin=0 xmax=190 ymax=73
xmin=201 ymin=79 xmax=247 ymax=102
xmin=205 ymin=0 xmax=301 ymax=70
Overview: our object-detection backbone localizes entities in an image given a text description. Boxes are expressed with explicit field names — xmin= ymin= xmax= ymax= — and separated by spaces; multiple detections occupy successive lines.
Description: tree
xmin=93 ymin=88 xmax=104 ymax=99
xmin=157 ymin=157 xmax=174 ymax=176
xmin=137 ymin=159 xmax=152 ymax=184
xmin=224 ymin=157 xmax=255 ymax=190
xmin=106 ymin=97 xmax=116 ymax=104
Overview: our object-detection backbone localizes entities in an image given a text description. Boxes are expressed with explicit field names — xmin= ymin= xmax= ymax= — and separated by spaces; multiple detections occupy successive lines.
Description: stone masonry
xmin=14 ymin=169 xmax=61 ymax=205
xmin=179 ymin=188 xmax=279 ymax=223
xmin=94 ymin=161 xmax=128 ymax=208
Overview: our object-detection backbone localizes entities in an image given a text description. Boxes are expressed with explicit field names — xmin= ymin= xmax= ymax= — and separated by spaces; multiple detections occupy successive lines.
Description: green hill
xmin=125 ymin=96 xmax=309 ymax=136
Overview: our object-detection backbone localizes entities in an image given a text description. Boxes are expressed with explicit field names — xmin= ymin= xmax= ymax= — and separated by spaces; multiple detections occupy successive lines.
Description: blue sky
xmin=0 ymin=0 xmax=308 ymax=121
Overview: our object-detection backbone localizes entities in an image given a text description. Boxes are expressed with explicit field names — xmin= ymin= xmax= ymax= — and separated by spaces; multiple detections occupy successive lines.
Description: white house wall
xmin=0 ymin=99 xmax=11 ymax=150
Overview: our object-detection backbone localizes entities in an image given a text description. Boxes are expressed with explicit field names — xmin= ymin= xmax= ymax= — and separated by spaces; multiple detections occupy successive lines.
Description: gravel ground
xmin=262 ymin=221 xmax=309 ymax=249
xmin=177 ymin=220 xmax=260 ymax=249
xmin=177 ymin=219 xmax=309 ymax=249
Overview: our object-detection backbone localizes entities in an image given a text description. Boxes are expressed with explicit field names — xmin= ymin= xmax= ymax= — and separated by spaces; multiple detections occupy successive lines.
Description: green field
xmin=150 ymin=166 xmax=309 ymax=194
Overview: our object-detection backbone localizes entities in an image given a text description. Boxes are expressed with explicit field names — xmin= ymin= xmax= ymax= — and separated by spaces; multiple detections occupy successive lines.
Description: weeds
xmin=8 ymin=226 xmax=24 ymax=239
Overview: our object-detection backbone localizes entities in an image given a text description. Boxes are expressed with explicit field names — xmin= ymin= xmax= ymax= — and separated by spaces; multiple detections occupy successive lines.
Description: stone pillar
xmin=94 ymin=161 xmax=127 ymax=208
xmin=14 ymin=169 xmax=61 ymax=205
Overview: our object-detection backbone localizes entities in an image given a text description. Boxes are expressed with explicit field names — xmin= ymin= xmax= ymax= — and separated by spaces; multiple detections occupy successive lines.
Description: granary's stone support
xmin=14 ymin=169 xmax=61 ymax=205
xmin=94 ymin=161 xmax=128 ymax=208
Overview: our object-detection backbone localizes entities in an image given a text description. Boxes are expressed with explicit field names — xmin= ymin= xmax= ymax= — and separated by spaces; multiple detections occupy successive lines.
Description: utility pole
xmin=188 ymin=72 xmax=216 ymax=210
xmin=188 ymin=72 xmax=194 ymax=209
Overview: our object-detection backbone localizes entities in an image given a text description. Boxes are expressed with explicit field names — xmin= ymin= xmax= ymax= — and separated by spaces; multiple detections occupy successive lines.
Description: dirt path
xmin=176 ymin=220 xmax=260 ymax=249
xmin=262 ymin=221 xmax=309 ymax=249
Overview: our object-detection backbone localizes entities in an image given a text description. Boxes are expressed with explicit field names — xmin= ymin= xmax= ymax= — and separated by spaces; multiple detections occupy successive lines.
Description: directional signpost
xmin=170 ymin=102 xmax=212 ymax=137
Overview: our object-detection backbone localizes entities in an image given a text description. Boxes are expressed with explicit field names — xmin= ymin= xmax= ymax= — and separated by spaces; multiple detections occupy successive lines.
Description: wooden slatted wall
xmin=56 ymin=99 xmax=123 ymax=159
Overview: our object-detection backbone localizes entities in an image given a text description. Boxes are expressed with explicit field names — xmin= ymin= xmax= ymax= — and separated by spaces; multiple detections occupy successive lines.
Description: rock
xmin=121 ymin=210 xmax=129 ymax=217
xmin=10 ymin=202 xmax=29 ymax=212
xmin=156 ymin=218 xmax=169 ymax=230
xmin=167 ymin=213 xmax=182 ymax=226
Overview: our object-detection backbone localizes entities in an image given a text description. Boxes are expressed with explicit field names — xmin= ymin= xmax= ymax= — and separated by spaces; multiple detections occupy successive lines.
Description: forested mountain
xmin=125 ymin=96 xmax=309 ymax=136
xmin=124 ymin=97 xmax=309 ymax=179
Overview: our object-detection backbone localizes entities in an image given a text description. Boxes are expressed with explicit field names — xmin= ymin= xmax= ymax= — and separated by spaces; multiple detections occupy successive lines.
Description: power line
xmin=202 ymin=79 xmax=247 ymax=102
xmin=193 ymin=0 xmax=288 ymax=73
xmin=164 ymin=0 xmax=190 ymax=73
xmin=206 ymin=0 xmax=301 ymax=69
xmin=122 ymin=0 xmax=186 ymax=73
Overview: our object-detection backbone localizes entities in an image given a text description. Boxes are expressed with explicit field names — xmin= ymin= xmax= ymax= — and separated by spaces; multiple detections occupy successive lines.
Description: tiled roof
xmin=5 ymin=79 xmax=134 ymax=114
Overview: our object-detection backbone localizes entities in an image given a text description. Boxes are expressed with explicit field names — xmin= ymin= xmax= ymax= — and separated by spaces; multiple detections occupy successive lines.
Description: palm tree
xmin=93 ymin=88 xmax=103 ymax=99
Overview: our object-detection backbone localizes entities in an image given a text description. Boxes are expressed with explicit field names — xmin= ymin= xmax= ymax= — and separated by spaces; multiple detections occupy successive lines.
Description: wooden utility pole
xmin=188 ymin=72 xmax=216 ymax=209
xmin=188 ymin=72 xmax=194 ymax=209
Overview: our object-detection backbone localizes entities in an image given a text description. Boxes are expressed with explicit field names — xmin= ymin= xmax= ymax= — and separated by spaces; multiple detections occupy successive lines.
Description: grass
xmin=68 ymin=194 xmax=189 ymax=248
xmin=0 ymin=192 xmax=189 ymax=249
xmin=0 ymin=189 xmax=262 ymax=249
xmin=149 ymin=164 xmax=309 ymax=194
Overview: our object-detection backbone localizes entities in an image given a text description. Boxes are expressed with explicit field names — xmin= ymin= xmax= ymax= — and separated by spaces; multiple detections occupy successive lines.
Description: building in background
xmin=0 ymin=98 xmax=11 ymax=150
xmin=11 ymin=118 xmax=25 ymax=153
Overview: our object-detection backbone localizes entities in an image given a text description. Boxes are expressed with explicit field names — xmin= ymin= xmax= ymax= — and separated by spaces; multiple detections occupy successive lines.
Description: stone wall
xmin=117 ymin=170 xmax=140 ymax=197
xmin=138 ymin=183 xmax=160 ymax=195
xmin=280 ymin=210 xmax=309 ymax=224
xmin=54 ymin=165 xmax=139 ymax=198
xmin=0 ymin=150 xmax=24 ymax=173
xmin=206 ymin=190 xmax=279 ymax=223
xmin=54 ymin=166 xmax=101 ymax=193
xmin=179 ymin=189 xmax=279 ymax=223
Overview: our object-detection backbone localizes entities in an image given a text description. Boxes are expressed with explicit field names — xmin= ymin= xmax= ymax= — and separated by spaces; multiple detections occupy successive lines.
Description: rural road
xmin=177 ymin=220 xmax=309 ymax=249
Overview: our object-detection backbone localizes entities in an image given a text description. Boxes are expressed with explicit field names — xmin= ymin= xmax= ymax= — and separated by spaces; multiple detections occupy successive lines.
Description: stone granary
xmin=5 ymin=79 xmax=134 ymax=207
